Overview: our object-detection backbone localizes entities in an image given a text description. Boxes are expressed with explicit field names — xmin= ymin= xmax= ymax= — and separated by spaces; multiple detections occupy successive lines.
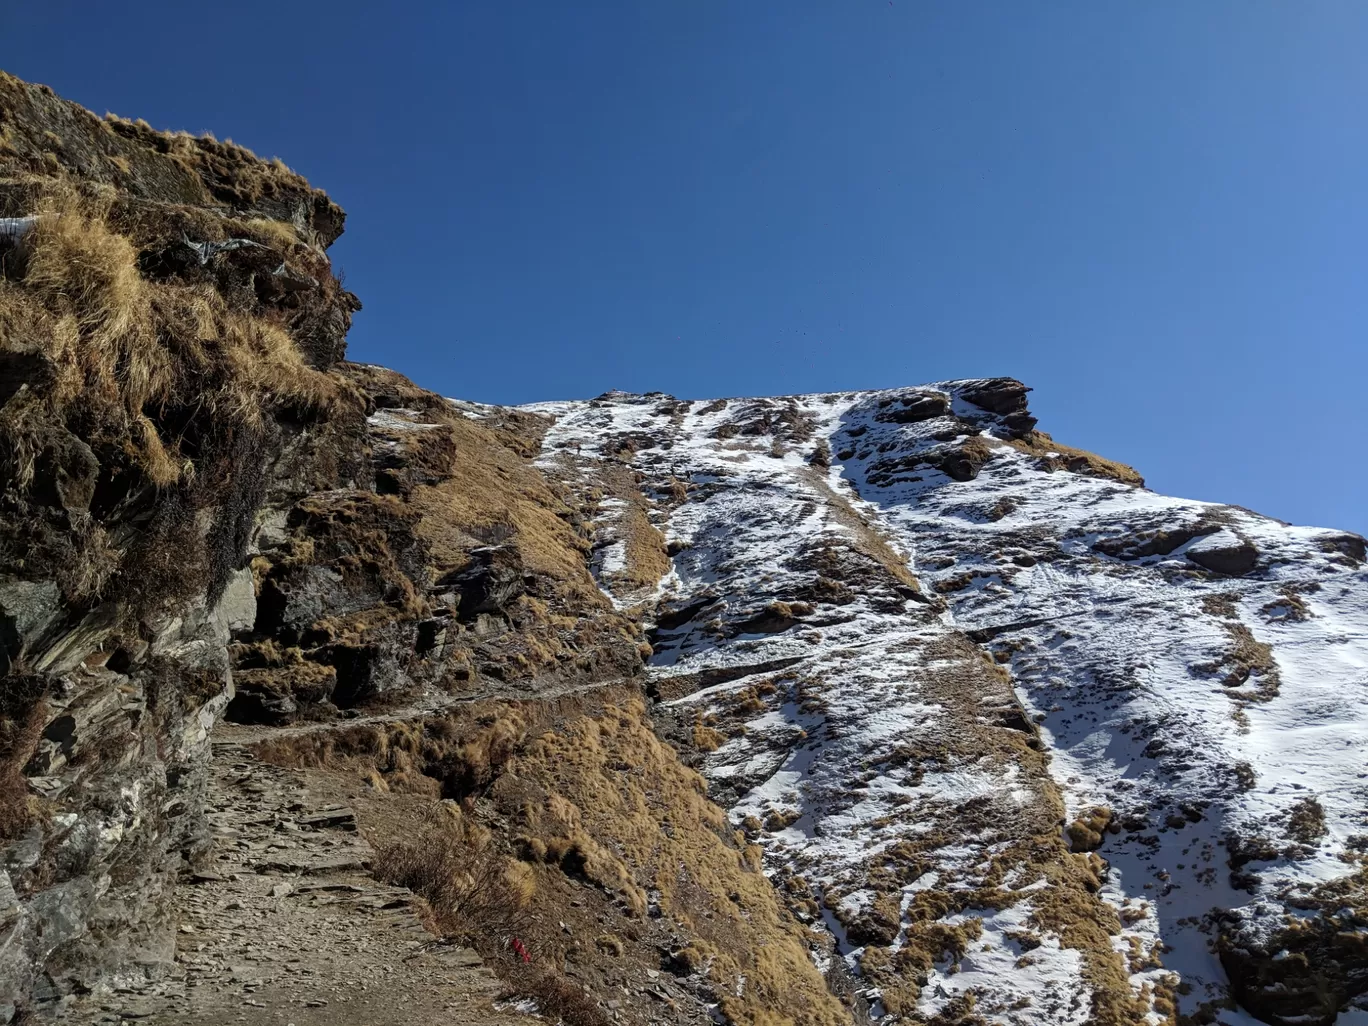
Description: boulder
xmin=213 ymin=567 xmax=257 ymax=634
xmin=1319 ymin=532 xmax=1366 ymax=564
xmin=227 ymin=663 xmax=338 ymax=724
xmin=1186 ymin=531 xmax=1259 ymax=576
xmin=1093 ymin=522 xmax=1219 ymax=561
xmin=958 ymin=378 xmax=1038 ymax=437
xmin=322 ymin=642 xmax=411 ymax=707
xmin=875 ymin=391 xmax=949 ymax=424
xmin=1219 ymin=901 xmax=1366 ymax=1026
xmin=935 ymin=437 xmax=994 ymax=482
xmin=440 ymin=545 xmax=527 ymax=620
xmin=255 ymin=565 xmax=353 ymax=637
xmin=958 ymin=377 xmax=1031 ymax=416
xmin=0 ymin=579 xmax=61 ymax=669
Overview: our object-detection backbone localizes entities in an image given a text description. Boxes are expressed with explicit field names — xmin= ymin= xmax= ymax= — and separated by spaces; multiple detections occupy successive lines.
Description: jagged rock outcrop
xmin=0 ymin=70 xmax=363 ymax=1019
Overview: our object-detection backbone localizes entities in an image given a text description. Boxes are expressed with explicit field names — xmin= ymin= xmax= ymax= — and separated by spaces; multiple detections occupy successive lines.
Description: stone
xmin=0 ymin=871 xmax=17 ymax=923
xmin=1218 ymin=900 xmax=1364 ymax=1026
xmin=300 ymin=856 xmax=365 ymax=876
xmin=319 ymin=643 xmax=409 ymax=708
xmin=254 ymin=566 xmax=351 ymax=636
xmin=437 ymin=544 xmax=528 ymax=620
xmin=214 ymin=569 xmax=258 ymax=634
xmin=958 ymin=377 xmax=1038 ymax=436
xmin=1319 ymin=532 xmax=1366 ymax=564
xmin=874 ymin=391 xmax=949 ymax=424
xmin=31 ymin=602 xmax=121 ymax=673
xmin=1186 ymin=531 xmax=1259 ymax=576
xmin=935 ymin=437 xmax=994 ymax=482
xmin=0 ymin=578 xmax=61 ymax=656
xmin=295 ymin=807 xmax=357 ymax=831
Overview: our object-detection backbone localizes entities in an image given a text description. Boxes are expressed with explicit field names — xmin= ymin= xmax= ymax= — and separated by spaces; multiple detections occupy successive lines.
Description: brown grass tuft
xmin=1005 ymin=431 xmax=1144 ymax=486
xmin=3 ymin=186 xmax=336 ymax=490
xmin=0 ymin=694 xmax=46 ymax=842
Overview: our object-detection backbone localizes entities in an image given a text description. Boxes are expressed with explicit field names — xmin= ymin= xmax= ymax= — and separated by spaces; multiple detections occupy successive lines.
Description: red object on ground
xmin=511 ymin=937 xmax=531 ymax=963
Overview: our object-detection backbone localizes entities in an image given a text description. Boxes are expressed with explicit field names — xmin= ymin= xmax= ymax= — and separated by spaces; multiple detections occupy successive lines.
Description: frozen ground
xmin=516 ymin=381 xmax=1368 ymax=1025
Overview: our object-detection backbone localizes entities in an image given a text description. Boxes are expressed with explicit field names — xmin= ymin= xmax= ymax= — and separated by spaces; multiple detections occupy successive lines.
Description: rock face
xmin=0 ymin=71 xmax=360 ymax=1018
xmin=1185 ymin=529 xmax=1261 ymax=576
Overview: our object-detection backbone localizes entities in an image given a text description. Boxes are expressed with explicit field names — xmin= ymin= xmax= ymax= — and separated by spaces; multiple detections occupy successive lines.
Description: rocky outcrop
xmin=957 ymin=376 xmax=1037 ymax=437
xmin=1185 ymin=529 xmax=1260 ymax=576
xmin=1219 ymin=895 xmax=1368 ymax=1026
xmin=0 ymin=72 xmax=359 ymax=1018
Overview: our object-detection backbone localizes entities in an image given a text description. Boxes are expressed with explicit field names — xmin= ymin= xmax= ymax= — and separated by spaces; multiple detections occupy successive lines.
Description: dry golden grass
xmin=802 ymin=468 xmax=921 ymax=592
xmin=1067 ymin=805 xmax=1113 ymax=852
xmin=1201 ymin=592 xmax=1240 ymax=619
xmin=259 ymin=692 xmax=849 ymax=1026
xmin=1284 ymin=796 xmax=1327 ymax=844
xmin=1004 ymin=431 xmax=1144 ymax=486
xmin=514 ymin=697 xmax=848 ymax=1025
xmin=403 ymin=413 xmax=605 ymax=608
xmin=692 ymin=721 xmax=727 ymax=752
xmin=95 ymin=113 xmax=320 ymax=211
xmin=377 ymin=816 xmax=614 ymax=1026
xmin=241 ymin=216 xmax=303 ymax=251
xmin=589 ymin=465 xmax=672 ymax=595
xmin=378 ymin=809 xmax=535 ymax=935
xmin=1 ymin=185 xmax=336 ymax=491
xmin=1192 ymin=622 xmax=1281 ymax=703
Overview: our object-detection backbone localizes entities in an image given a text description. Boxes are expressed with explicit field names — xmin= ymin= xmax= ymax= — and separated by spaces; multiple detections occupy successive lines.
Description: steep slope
xmin=523 ymin=382 xmax=1368 ymax=1026
xmin=4 ymin=69 xmax=1365 ymax=1026
xmin=0 ymin=73 xmax=853 ymax=1026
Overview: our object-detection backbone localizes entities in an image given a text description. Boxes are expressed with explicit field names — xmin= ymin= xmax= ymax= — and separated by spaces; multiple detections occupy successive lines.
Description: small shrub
xmin=376 ymin=831 xmax=532 ymax=944
xmin=594 ymin=933 xmax=624 ymax=956
xmin=1285 ymin=797 xmax=1326 ymax=845
xmin=503 ymin=965 xmax=612 ymax=1026
xmin=693 ymin=722 xmax=726 ymax=752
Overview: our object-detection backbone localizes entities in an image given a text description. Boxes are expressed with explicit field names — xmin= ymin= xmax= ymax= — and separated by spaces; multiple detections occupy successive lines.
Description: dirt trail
xmin=62 ymin=741 xmax=534 ymax=1025
xmin=223 ymin=674 xmax=636 ymax=747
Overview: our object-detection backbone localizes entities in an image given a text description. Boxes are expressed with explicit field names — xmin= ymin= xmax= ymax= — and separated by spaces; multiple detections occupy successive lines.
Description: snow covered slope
xmin=515 ymin=380 xmax=1368 ymax=1026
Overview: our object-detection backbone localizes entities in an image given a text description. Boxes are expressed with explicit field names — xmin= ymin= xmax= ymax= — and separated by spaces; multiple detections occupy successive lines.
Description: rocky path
xmin=225 ymin=674 xmax=635 ymax=747
xmin=66 ymin=739 xmax=534 ymax=1026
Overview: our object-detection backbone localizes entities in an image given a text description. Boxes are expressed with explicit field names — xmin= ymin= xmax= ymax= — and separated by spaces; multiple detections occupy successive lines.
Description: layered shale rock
xmin=0 ymin=70 xmax=360 ymax=1018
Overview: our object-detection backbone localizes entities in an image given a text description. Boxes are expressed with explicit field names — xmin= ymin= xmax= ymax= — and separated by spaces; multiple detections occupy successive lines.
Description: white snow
xmin=515 ymin=383 xmax=1368 ymax=1024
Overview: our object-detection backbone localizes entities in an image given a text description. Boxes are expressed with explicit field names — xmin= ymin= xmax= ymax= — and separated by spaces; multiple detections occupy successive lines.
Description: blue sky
xmin=5 ymin=3 xmax=1366 ymax=534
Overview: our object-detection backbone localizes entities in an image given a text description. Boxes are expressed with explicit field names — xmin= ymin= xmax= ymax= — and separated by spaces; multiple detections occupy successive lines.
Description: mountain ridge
xmin=513 ymin=378 xmax=1367 ymax=1025
xmin=1 ymin=70 xmax=1365 ymax=1026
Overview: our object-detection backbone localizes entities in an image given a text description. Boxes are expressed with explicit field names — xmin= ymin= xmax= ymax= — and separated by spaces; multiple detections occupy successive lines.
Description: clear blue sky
xmin=5 ymin=3 xmax=1366 ymax=534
